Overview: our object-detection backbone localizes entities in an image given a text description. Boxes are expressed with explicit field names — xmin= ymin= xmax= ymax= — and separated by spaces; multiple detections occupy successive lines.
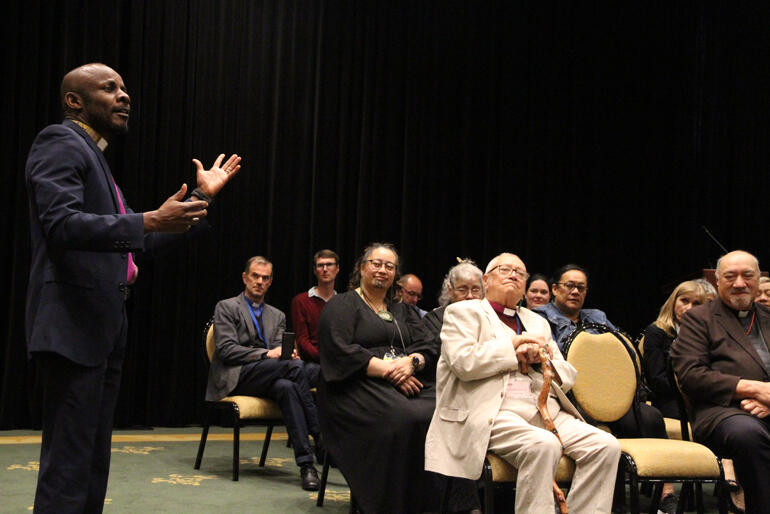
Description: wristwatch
xmin=411 ymin=355 xmax=420 ymax=371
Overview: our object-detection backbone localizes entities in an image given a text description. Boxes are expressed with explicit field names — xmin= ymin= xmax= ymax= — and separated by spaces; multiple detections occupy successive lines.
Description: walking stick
xmin=520 ymin=346 xmax=569 ymax=514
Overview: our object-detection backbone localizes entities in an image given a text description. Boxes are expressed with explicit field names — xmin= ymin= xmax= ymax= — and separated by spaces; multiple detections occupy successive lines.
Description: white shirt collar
xmin=308 ymin=286 xmax=336 ymax=300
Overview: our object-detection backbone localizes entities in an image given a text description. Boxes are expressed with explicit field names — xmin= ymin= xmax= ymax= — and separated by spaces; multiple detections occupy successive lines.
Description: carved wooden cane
xmin=520 ymin=346 xmax=569 ymax=514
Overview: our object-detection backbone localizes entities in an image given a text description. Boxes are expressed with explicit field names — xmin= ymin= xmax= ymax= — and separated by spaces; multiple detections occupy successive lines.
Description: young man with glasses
xmin=532 ymin=264 xmax=616 ymax=352
xmin=290 ymin=249 xmax=340 ymax=386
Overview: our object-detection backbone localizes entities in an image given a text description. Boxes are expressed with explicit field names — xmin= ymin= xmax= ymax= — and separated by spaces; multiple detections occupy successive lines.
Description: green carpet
xmin=1 ymin=426 xmax=732 ymax=513
xmin=1 ymin=427 xmax=350 ymax=513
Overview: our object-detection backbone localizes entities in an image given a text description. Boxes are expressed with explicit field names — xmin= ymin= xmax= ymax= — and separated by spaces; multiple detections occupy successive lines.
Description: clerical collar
xmin=720 ymin=298 xmax=754 ymax=318
xmin=488 ymin=300 xmax=518 ymax=317
xmin=70 ymin=119 xmax=109 ymax=151
xmin=243 ymin=293 xmax=263 ymax=310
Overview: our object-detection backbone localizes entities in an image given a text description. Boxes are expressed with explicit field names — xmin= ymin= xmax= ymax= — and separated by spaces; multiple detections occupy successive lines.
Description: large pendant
xmin=378 ymin=310 xmax=393 ymax=322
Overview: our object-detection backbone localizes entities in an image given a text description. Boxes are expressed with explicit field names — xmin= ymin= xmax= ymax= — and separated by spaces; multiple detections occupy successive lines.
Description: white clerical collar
xmin=503 ymin=306 xmax=518 ymax=316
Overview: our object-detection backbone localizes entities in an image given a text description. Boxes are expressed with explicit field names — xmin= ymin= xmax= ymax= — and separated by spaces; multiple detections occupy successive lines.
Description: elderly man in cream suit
xmin=425 ymin=253 xmax=620 ymax=513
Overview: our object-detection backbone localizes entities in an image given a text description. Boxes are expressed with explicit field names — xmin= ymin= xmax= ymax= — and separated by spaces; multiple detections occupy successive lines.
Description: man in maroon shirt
xmin=291 ymin=249 xmax=339 ymax=385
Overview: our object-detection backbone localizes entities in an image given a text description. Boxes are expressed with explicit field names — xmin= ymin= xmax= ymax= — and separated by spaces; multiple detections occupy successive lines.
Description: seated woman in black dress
xmin=317 ymin=243 xmax=440 ymax=514
xmin=643 ymin=280 xmax=707 ymax=418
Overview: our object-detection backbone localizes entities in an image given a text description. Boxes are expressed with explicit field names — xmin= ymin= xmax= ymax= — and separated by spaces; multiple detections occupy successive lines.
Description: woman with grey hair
xmin=417 ymin=259 xmax=485 ymax=384
xmin=436 ymin=259 xmax=485 ymax=308
xmin=415 ymin=258 xmax=485 ymax=513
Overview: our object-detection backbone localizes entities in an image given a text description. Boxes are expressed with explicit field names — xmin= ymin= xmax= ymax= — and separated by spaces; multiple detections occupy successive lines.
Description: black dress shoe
xmin=301 ymin=464 xmax=320 ymax=491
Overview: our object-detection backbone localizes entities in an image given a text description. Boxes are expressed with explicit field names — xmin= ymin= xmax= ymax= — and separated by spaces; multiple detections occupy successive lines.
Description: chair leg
xmin=628 ymin=472 xmax=640 ymax=514
xmin=317 ymin=449 xmax=330 ymax=507
xmin=259 ymin=424 xmax=274 ymax=467
xmin=717 ymin=480 xmax=729 ymax=514
xmin=648 ymin=482 xmax=663 ymax=514
xmin=194 ymin=422 xmax=210 ymax=470
xmin=695 ymin=482 xmax=704 ymax=514
xmin=613 ymin=466 xmax=626 ymax=513
xmin=232 ymin=421 xmax=240 ymax=481
xmin=678 ymin=482 xmax=692 ymax=514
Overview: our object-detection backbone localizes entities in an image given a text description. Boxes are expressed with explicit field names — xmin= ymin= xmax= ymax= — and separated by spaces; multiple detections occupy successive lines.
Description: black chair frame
xmin=193 ymin=317 xmax=285 ymax=481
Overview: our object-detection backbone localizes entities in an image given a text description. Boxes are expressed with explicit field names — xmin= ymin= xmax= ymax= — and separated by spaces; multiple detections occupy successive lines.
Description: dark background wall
xmin=2 ymin=1 xmax=768 ymax=428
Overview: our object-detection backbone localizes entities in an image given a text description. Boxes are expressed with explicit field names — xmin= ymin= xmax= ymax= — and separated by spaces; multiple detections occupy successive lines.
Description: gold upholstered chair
xmin=635 ymin=333 xmax=691 ymax=441
xmin=479 ymin=452 xmax=575 ymax=513
xmin=194 ymin=318 xmax=284 ymax=481
xmin=563 ymin=323 xmax=727 ymax=514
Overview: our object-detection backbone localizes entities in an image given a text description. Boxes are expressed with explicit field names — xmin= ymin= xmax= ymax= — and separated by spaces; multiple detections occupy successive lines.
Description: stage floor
xmin=1 ymin=426 xmax=351 ymax=513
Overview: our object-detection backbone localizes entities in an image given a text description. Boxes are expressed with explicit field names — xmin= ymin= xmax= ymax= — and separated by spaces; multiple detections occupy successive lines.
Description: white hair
xmin=437 ymin=260 xmax=484 ymax=307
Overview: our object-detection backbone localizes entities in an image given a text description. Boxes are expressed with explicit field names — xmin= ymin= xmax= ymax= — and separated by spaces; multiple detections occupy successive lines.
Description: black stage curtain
xmin=2 ymin=1 xmax=768 ymax=428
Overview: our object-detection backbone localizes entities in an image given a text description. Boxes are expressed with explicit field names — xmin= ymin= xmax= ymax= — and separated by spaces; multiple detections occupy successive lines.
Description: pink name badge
xmin=505 ymin=379 xmax=532 ymax=399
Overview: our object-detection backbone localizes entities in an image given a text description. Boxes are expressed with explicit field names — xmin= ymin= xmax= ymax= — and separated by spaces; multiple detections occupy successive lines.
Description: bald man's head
xmin=398 ymin=274 xmax=423 ymax=305
xmin=61 ymin=63 xmax=131 ymax=139
xmin=716 ymin=250 xmax=760 ymax=311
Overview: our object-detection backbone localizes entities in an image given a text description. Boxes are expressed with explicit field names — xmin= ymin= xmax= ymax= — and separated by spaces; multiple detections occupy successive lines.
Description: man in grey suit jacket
xmin=672 ymin=250 xmax=770 ymax=514
xmin=206 ymin=256 xmax=321 ymax=491
xmin=425 ymin=253 xmax=620 ymax=514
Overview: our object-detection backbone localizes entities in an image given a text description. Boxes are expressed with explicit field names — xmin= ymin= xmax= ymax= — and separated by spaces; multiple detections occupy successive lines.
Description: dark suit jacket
xmin=26 ymin=121 xmax=155 ymax=365
xmin=205 ymin=294 xmax=286 ymax=401
xmin=671 ymin=298 xmax=770 ymax=441
xmin=26 ymin=120 xmax=203 ymax=366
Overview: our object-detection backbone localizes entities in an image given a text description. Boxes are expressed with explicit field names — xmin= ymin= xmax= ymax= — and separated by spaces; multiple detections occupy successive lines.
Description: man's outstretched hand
xmin=144 ymin=183 xmax=208 ymax=233
xmin=193 ymin=153 xmax=242 ymax=198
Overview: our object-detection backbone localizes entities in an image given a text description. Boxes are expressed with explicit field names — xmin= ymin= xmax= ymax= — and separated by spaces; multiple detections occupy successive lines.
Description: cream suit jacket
xmin=425 ymin=298 xmax=582 ymax=480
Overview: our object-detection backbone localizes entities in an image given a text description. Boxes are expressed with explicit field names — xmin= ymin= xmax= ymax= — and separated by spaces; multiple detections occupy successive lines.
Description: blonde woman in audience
xmin=643 ymin=280 xmax=708 ymax=418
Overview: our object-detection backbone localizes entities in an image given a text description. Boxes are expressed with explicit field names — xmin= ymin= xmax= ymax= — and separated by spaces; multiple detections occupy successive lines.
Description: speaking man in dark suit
xmin=206 ymin=256 xmax=322 ymax=491
xmin=25 ymin=62 xmax=241 ymax=513
xmin=672 ymin=250 xmax=770 ymax=514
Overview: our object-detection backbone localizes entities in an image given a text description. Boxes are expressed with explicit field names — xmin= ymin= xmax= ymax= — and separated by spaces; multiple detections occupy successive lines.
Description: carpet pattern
xmin=1 ymin=427 xmax=350 ymax=513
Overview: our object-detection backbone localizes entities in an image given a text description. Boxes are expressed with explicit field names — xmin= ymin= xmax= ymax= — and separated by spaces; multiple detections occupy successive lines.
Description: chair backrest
xmin=636 ymin=334 xmax=645 ymax=358
xmin=666 ymin=357 xmax=694 ymax=441
xmin=564 ymin=324 xmax=638 ymax=424
xmin=203 ymin=317 xmax=216 ymax=364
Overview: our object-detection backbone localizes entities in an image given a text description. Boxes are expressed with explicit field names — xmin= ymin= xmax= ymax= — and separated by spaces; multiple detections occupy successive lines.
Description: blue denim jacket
xmin=532 ymin=302 xmax=617 ymax=353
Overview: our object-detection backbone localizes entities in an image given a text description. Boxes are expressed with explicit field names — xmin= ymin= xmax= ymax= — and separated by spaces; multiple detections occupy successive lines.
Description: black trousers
xmin=33 ymin=323 xmax=126 ymax=514
xmin=609 ymin=401 xmax=667 ymax=439
xmin=705 ymin=414 xmax=770 ymax=514
xmin=231 ymin=358 xmax=320 ymax=466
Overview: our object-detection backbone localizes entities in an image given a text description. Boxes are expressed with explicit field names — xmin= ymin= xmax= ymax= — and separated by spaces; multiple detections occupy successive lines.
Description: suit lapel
xmin=714 ymin=300 xmax=766 ymax=373
xmin=63 ymin=120 xmax=121 ymax=213
xmin=237 ymin=296 xmax=258 ymax=343
xmin=262 ymin=307 xmax=276 ymax=345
